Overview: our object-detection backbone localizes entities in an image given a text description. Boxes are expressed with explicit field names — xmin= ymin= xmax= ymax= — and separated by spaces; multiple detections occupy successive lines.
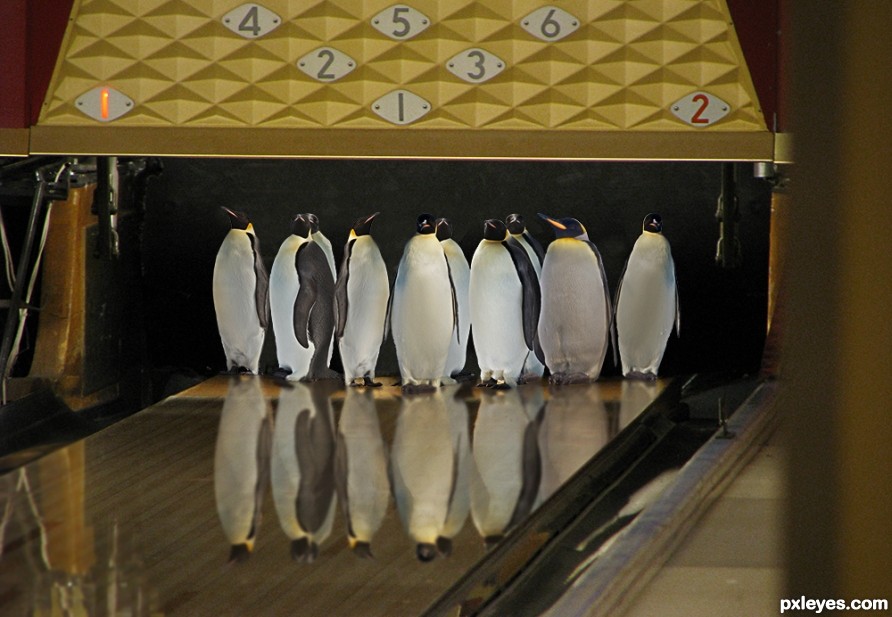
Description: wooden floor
xmin=0 ymin=376 xmax=665 ymax=617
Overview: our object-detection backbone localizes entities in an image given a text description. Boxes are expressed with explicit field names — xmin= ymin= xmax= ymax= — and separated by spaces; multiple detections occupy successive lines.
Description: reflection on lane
xmin=391 ymin=388 xmax=471 ymax=562
xmin=335 ymin=388 xmax=390 ymax=558
xmin=271 ymin=382 xmax=338 ymax=563
xmin=213 ymin=376 xmax=273 ymax=563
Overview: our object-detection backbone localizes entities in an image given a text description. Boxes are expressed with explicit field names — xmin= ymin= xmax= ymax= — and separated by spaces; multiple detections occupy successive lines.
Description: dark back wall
xmin=141 ymin=159 xmax=770 ymax=382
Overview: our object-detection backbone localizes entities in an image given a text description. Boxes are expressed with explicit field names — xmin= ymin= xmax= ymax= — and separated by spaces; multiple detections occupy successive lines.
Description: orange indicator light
xmin=101 ymin=88 xmax=110 ymax=120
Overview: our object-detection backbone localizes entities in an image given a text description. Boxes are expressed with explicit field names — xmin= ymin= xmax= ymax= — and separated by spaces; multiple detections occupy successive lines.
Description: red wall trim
xmin=727 ymin=0 xmax=781 ymax=131
xmin=0 ymin=0 xmax=28 ymax=129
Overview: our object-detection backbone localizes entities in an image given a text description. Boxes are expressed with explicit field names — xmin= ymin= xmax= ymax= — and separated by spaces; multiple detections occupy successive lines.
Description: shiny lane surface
xmin=0 ymin=376 xmax=664 ymax=616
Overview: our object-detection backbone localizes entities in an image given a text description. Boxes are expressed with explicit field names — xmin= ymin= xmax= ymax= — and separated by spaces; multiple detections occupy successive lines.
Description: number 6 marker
xmin=671 ymin=92 xmax=731 ymax=127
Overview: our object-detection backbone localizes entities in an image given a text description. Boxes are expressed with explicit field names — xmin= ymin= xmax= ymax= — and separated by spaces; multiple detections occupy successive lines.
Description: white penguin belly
xmin=469 ymin=245 xmax=527 ymax=383
xmin=538 ymin=242 xmax=610 ymax=378
xmin=392 ymin=237 xmax=454 ymax=384
xmin=616 ymin=239 xmax=676 ymax=376
xmin=270 ymin=237 xmax=313 ymax=380
xmin=213 ymin=232 xmax=264 ymax=372
xmin=340 ymin=240 xmax=389 ymax=382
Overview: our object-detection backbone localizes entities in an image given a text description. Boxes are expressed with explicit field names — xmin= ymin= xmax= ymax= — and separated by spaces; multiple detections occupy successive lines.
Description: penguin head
xmin=435 ymin=217 xmax=453 ymax=241
xmin=483 ymin=218 xmax=508 ymax=241
xmin=416 ymin=213 xmax=437 ymax=235
xmin=538 ymin=213 xmax=589 ymax=240
xmin=642 ymin=212 xmax=663 ymax=234
xmin=416 ymin=542 xmax=438 ymax=562
xmin=222 ymin=207 xmax=251 ymax=231
xmin=351 ymin=212 xmax=380 ymax=237
xmin=289 ymin=213 xmax=313 ymax=238
xmin=505 ymin=213 xmax=526 ymax=235
xmin=305 ymin=212 xmax=321 ymax=233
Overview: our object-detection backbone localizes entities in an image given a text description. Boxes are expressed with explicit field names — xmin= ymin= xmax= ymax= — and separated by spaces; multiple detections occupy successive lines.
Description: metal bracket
xmin=93 ymin=157 xmax=120 ymax=260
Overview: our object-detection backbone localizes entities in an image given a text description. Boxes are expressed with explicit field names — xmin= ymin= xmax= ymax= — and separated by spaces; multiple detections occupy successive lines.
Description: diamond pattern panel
xmin=38 ymin=0 xmax=766 ymax=132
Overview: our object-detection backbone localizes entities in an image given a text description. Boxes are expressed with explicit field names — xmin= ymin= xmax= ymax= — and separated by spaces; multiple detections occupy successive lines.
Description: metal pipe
xmin=715 ymin=162 xmax=742 ymax=268
xmin=0 ymin=173 xmax=48 ymax=399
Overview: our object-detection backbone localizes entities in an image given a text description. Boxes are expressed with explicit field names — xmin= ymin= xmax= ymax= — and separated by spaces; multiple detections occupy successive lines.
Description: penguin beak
xmin=221 ymin=206 xmax=237 ymax=217
xmin=538 ymin=213 xmax=566 ymax=231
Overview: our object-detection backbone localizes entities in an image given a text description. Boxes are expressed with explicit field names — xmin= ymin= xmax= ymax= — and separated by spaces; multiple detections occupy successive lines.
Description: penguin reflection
xmin=335 ymin=388 xmax=390 ymax=558
xmin=271 ymin=383 xmax=338 ymax=563
xmin=213 ymin=376 xmax=273 ymax=563
xmin=390 ymin=389 xmax=471 ymax=561
xmin=538 ymin=385 xmax=610 ymax=503
xmin=469 ymin=387 xmax=544 ymax=548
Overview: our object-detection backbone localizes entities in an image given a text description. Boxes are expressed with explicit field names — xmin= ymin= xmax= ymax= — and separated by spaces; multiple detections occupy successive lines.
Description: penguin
xmin=334 ymin=388 xmax=391 ymax=558
xmin=505 ymin=213 xmax=545 ymax=274
xmin=469 ymin=388 xmax=543 ymax=548
xmin=390 ymin=390 xmax=470 ymax=562
xmin=213 ymin=376 xmax=273 ymax=563
xmin=271 ymin=382 xmax=338 ymax=563
xmin=269 ymin=214 xmax=336 ymax=381
xmin=613 ymin=213 xmax=680 ymax=380
xmin=212 ymin=207 xmax=269 ymax=374
xmin=307 ymin=213 xmax=337 ymax=369
xmin=436 ymin=218 xmax=471 ymax=382
xmin=537 ymin=214 xmax=612 ymax=384
xmin=506 ymin=213 xmax=547 ymax=381
xmin=390 ymin=214 xmax=458 ymax=393
xmin=469 ymin=219 xmax=541 ymax=389
xmin=335 ymin=213 xmax=390 ymax=388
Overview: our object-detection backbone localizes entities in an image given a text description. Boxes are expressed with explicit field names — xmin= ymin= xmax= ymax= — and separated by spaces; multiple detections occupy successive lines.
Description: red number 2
xmin=691 ymin=94 xmax=710 ymax=124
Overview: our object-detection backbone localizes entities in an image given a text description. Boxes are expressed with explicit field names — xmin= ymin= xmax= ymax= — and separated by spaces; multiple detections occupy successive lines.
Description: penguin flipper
xmin=611 ymin=259 xmax=628 ymax=368
xmin=505 ymin=237 xmax=541 ymax=352
xmin=506 ymin=417 xmax=543 ymax=530
xmin=674 ymin=268 xmax=681 ymax=337
xmin=249 ymin=233 xmax=271 ymax=329
xmin=585 ymin=239 xmax=614 ymax=347
xmin=293 ymin=244 xmax=317 ymax=349
xmin=335 ymin=239 xmax=354 ymax=340
xmin=444 ymin=254 xmax=460 ymax=343
xmin=334 ymin=426 xmax=352 ymax=535
xmin=252 ymin=408 xmax=274 ymax=542
xmin=294 ymin=398 xmax=337 ymax=533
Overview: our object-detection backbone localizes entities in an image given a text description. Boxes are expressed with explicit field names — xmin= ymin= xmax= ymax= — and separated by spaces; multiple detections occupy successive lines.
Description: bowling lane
xmin=0 ymin=376 xmax=665 ymax=617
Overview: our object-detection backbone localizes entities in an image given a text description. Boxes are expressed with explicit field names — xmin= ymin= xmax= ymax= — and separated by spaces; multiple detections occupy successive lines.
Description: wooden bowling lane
xmin=0 ymin=375 xmax=665 ymax=617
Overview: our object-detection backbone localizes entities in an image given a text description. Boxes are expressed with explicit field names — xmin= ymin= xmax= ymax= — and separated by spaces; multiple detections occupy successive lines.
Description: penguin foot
xmin=436 ymin=536 xmax=453 ymax=558
xmin=270 ymin=366 xmax=293 ymax=380
xmin=363 ymin=376 xmax=383 ymax=387
xmin=307 ymin=367 xmax=341 ymax=381
xmin=491 ymin=381 xmax=512 ymax=390
xmin=450 ymin=371 xmax=477 ymax=383
xmin=477 ymin=378 xmax=498 ymax=388
xmin=563 ymin=372 xmax=593 ymax=385
xmin=237 ymin=366 xmax=253 ymax=375
xmin=402 ymin=383 xmax=436 ymax=395
xmin=548 ymin=372 xmax=565 ymax=385
xmin=626 ymin=370 xmax=658 ymax=382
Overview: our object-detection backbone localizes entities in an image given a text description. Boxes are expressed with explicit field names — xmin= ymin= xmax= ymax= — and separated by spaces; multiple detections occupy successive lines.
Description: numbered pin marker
xmin=671 ymin=92 xmax=731 ymax=127
xmin=372 ymin=90 xmax=431 ymax=125
xmin=222 ymin=3 xmax=281 ymax=39
xmin=521 ymin=6 xmax=580 ymax=42
xmin=447 ymin=48 xmax=505 ymax=84
xmin=298 ymin=47 xmax=356 ymax=82
xmin=371 ymin=4 xmax=430 ymax=40
xmin=75 ymin=86 xmax=134 ymax=122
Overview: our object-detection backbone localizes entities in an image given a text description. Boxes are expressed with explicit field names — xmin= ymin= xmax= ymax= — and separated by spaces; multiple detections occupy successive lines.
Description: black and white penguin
xmin=271 ymin=382 xmax=338 ymax=563
xmin=435 ymin=218 xmax=471 ymax=382
xmin=505 ymin=213 xmax=546 ymax=381
xmin=335 ymin=213 xmax=390 ymax=388
xmin=537 ymin=213 xmax=612 ymax=384
xmin=269 ymin=213 xmax=336 ymax=381
xmin=213 ymin=376 xmax=273 ymax=563
xmin=390 ymin=214 xmax=458 ymax=392
xmin=469 ymin=219 xmax=541 ymax=389
xmin=613 ymin=213 xmax=680 ymax=380
xmin=212 ymin=207 xmax=269 ymax=374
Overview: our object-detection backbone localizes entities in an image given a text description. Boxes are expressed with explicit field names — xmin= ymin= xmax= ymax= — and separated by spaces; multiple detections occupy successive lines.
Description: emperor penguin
xmin=213 ymin=376 xmax=273 ymax=563
xmin=390 ymin=214 xmax=458 ymax=393
xmin=307 ymin=213 xmax=337 ymax=369
xmin=335 ymin=213 xmax=390 ymax=388
xmin=212 ymin=207 xmax=270 ymax=374
xmin=613 ymin=213 xmax=680 ymax=380
xmin=334 ymin=388 xmax=391 ymax=558
xmin=436 ymin=218 xmax=471 ymax=382
xmin=271 ymin=382 xmax=338 ymax=563
xmin=469 ymin=219 xmax=541 ymax=388
xmin=537 ymin=214 xmax=612 ymax=384
xmin=506 ymin=213 xmax=547 ymax=381
xmin=269 ymin=214 xmax=336 ymax=381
